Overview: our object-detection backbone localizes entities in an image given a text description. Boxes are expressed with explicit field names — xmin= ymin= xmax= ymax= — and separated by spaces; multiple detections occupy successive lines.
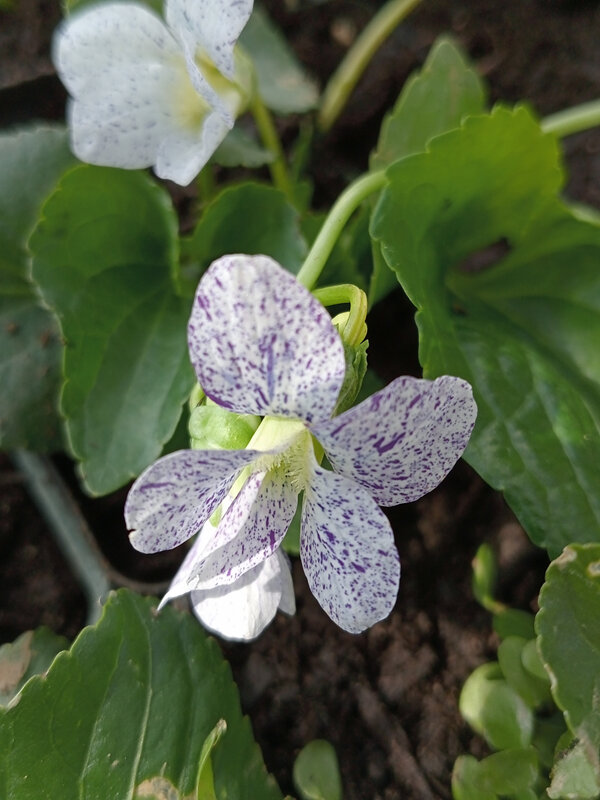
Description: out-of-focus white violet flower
xmin=125 ymin=254 xmax=477 ymax=639
xmin=52 ymin=0 xmax=253 ymax=185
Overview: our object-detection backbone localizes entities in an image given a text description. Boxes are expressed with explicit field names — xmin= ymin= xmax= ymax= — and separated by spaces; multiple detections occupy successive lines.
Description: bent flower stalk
xmin=53 ymin=0 xmax=253 ymax=185
xmin=125 ymin=255 xmax=478 ymax=640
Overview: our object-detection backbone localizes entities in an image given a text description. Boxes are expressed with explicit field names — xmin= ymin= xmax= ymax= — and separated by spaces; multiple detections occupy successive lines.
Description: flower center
xmin=172 ymin=58 xmax=211 ymax=129
xmin=194 ymin=48 xmax=252 ymax=118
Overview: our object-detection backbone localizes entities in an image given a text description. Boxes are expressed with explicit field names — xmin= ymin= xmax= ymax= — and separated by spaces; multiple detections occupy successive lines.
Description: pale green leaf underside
xmin=213 ymin=126 xmax=274 ymax=168
xmin=0 ymin=591 xmax=283 ymax=800
xmin=240 ymin=6 xmax=319 ymax=114
xmin=0 ymin=125 xmax=75 ymax=450
xmin=30 ymin=165 xmax=193 ymax=495
xmin=371 ymin=105 xmax=600 ymax=555
xmin=537 ymin=544 xmax=600 ymax=782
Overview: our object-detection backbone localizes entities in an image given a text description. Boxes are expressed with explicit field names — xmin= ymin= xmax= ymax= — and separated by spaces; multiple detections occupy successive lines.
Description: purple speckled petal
xmin=188 ymin=255 xmax=346 ymax=422
xmin=311 ymin=375 xmax=477 ymax=506
xmin=166 ymin=0 xmax=253 ymax=80
xmin=125 ymin=447 xmax=257 ymax=554
xmin=158 ymin=472 xmax=264 ymax=606
xmin=190 ymin=549 xmax=293 ymax=641
xmin=54 ymin=4 xmax=209 ymax=177
xmin=192 ymin=468 xmax=298 ymax=589
xmin=300 ymin=461 xmax=400 ymax=634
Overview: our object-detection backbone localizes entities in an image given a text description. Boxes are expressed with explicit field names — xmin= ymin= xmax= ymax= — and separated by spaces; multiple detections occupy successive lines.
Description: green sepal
xmin=332 ymin=340 xmax=368 ymax=417
xmin=189 ymin=403 xmax=260 ymax=451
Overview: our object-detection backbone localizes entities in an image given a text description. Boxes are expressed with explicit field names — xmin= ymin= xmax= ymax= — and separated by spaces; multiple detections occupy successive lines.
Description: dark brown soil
xmin=1 ymin=0 xmax=599 ymax=797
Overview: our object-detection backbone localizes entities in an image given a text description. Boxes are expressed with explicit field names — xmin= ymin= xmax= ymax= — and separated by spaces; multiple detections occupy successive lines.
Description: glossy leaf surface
xmin=371 ymin=105 xmax=600 ymax=554
xmin=537 ymin=544 xmax=600 ymax=782
xmin=0 ymin=591 xmax=283 ymax=800
xmin=30 ymin=166 xmax=193 ymax=495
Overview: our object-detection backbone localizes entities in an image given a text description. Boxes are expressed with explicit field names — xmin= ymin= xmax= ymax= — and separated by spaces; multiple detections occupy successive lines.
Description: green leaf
xmin=521 ymin=638 xmax=550 ymax=684
xmin=537 ymin=544 xmax=600 ymax=781
xmin=452 ymin=749 xmax=539 ymax=800
xmin=293 ymin=740 xmax=343 ymax=800
xmin=532 ymin=713 xmax=567 ymax=771
xmin=30 ymin=165 xmax=193 ymax=495
xmin=240 ymin=6 xmax=319 ymax=114
xmin=0 ymin=590 xmax=283 ymax=800
xmin=371 ymin=105 xmax=600 ymax=555
xmin=180 ymin=182 xmax=307 ymax=293
xmin=548 ymin=738 xmax=600 ymax=800
xmin=0 ymin=628 xmax=68 ymax=707
xmin=213 ymin=127 xmax=275 ymax=168
xmin=492 ymin=609 xmax=536 ymax=641
xmin=459 ymin=662 xmax=534 ymax=750
xmin=0 ymin=125 xmax=75 ymax=450
xmin=371 ymin=35 xmax=486 ymax=169
xmin=497 ymin=636 xmax=552 ymax=709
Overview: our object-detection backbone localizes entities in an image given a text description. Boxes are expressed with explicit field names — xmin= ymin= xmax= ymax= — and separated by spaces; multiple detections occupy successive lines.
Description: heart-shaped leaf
xmin=371 ymin=105 xmax=600 ymax=554
xmin=30 ymin=165 xmax=193 ymax=495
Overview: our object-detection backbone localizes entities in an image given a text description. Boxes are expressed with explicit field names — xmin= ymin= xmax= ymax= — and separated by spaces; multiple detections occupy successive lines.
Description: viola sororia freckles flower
xmin=52 ymin=0 xmax=253 ymax=185
xmin=125 ymin=254 xmax=478 ymax=639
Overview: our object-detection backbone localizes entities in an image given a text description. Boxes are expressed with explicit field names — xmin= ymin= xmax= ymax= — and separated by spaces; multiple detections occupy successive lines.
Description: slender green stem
xmin=250 ymin=91 xmax=294 ymax=201
xmin=318 ymin=0 xmax=424 ymax=132
xmin=541 ymin=99 xmax=600 ymax=138
xmin=296 ymin=170 xmax=387 ymax=290
xmin=312 ymin=284 xmax=368 ymax=347
xmin=196 ymin=164 xmax=215 ymax=206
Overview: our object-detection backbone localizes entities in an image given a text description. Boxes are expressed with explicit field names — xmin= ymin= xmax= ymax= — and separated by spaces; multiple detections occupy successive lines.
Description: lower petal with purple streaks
xmin=192 ymin=467 xmax=298 ymax=590
xmin=190 ymin=549 xmax=295 ymax=642
xmin=300 ymin=461 xmax=401 ymax=634
xmin=125 ymin=447 xmax=257 ymax=554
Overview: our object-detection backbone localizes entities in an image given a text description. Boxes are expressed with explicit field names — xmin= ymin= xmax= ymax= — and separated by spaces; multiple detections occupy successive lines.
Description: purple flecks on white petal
xmin=300 ymin=461 xmax=400 ymax=634
xmin=125 ymin=447 xmax=258 ymax=554
xmin=166 ymin=0 xmax=253 ymax=79
xmin=54 ymin=4 xmax=210 ymax=175
xmin=158 ymin=472 xmax=265 ymax=607
xmin=188 ymin=255 xmax=346 ymax=421
xmin=53 ymin=4 xmax=178 ymax=98
xmin=191 ymin=469 xmax=298 ymax=590
xmin=190 ymin=549 xmax=290 ymax=641
xmin=311 ymin=375 xmax=477 ymax=506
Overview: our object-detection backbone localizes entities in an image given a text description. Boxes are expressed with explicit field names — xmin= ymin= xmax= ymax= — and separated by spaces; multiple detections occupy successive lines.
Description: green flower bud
xmin=189 ymin=403 xmax=261 ymax=451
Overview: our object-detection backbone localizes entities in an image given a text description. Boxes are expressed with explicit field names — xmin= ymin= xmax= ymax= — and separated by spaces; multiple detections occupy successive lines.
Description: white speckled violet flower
xmin=53 ymin=0 xmax=253 ymax=185
xmin=125 ymin=255 xmax=478 ymax=639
